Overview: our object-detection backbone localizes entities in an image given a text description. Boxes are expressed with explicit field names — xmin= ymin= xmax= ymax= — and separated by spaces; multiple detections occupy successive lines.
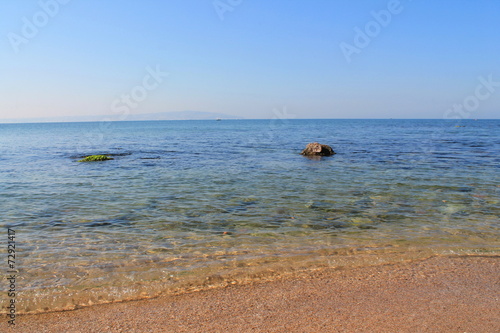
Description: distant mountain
xmin=124 ymin=111 xmax=242 ymax=121
xmin=0 ymin=111 xmax=242 ymax=123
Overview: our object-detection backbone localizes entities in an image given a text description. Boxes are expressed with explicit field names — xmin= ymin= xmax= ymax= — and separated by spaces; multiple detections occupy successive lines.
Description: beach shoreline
xmin=8 ymin=255 xmax=499 ymax=332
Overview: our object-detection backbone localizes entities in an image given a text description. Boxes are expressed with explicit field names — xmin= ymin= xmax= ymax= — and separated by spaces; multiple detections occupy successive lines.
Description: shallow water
xmin=1 ymin=119 xmax=499 ymax=313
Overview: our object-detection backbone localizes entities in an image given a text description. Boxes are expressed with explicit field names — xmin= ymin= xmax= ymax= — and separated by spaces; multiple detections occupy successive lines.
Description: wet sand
xmin=8 ymin=255 xmax=500 ymax=332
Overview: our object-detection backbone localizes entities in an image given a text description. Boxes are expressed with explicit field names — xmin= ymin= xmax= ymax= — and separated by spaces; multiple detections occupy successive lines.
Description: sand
xmin=6 ymin=255 xmax=499 ymax=332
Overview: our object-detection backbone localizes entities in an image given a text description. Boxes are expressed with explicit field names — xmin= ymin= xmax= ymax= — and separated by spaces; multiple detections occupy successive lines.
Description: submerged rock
xmin=301 ymin=142 xmax=335 ymax=156
xmin=78 ymin=155 xmax=113 ymax=162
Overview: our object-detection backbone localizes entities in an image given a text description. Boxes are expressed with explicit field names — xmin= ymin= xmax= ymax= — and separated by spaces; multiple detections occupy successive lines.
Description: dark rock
xmin=301 ymin=142 xmax=335 ymax=156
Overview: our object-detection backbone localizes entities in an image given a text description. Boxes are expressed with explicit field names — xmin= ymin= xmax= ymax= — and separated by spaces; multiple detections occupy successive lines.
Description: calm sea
xmin=1 ymin=119 xmax=499 ymax=313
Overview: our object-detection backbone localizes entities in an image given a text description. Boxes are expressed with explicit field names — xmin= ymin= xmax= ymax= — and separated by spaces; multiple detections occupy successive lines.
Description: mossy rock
xmin=78 ymin=155 xmax=113 ymax=162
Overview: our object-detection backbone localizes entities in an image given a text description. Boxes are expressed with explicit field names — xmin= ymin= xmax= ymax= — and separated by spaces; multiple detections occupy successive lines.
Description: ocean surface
xmin=1 ymin=119 xmax=499 ymax=314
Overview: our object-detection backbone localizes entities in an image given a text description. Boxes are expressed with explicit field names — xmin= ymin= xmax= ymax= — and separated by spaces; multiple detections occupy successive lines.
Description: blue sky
xmin=1 ymin=0 xmax=499 ymax=120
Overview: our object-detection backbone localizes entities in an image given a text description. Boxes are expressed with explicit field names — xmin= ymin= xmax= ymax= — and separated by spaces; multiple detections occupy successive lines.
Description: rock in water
xmin=78 ymin=155 xmax=113 ymax=162
xmin=301 ymin=142 xmax=335 ymax=156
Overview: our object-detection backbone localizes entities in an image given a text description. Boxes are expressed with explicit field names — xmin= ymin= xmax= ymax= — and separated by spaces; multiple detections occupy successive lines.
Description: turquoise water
xmin=1 ymin=119 xmax=499 ymax=313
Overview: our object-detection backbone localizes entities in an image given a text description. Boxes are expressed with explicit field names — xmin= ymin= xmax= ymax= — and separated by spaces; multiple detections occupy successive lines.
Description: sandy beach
xmin=7 ymin=255 xmax=499 ymax=333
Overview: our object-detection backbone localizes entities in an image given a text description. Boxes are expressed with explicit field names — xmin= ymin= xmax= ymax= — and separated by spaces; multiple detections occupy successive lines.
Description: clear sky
xmin=1 ymin=0 xmax=499 ymax=120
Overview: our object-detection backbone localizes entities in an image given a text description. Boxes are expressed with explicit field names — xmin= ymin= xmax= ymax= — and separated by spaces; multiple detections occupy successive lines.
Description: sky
xmin=1 ymin=0 xmax=499 ymax=120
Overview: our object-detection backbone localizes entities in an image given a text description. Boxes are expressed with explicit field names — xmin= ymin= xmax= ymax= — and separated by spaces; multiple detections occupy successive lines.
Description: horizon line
xmin=1 ymin=118 xmax=495 ymax=125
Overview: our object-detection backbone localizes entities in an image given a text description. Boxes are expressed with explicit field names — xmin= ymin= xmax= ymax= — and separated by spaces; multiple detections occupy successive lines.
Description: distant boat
xmin=216 ymin=118 xmax=222 ymax=121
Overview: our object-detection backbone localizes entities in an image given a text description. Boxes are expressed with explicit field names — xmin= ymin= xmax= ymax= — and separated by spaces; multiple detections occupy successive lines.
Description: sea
xmin=1 ymin=119 xmax=499 ymax=314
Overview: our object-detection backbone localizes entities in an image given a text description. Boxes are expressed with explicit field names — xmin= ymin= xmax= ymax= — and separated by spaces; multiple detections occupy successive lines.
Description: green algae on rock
xmin=78 ymin=155 xmax=113 ymax=162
